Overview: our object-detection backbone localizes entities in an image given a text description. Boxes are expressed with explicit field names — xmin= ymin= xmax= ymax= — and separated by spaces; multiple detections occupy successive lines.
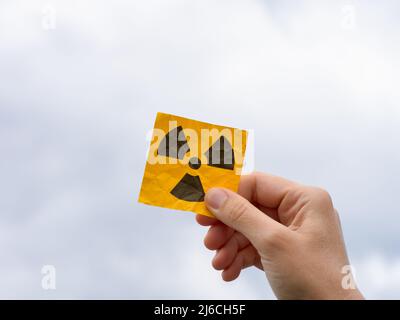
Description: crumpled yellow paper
xmin=138 ymin=112 xmax=248 ymax=217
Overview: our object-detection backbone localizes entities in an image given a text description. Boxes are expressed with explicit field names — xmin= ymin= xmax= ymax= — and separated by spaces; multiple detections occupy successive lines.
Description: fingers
xmin=204 ymin=224 xmax=235 ymax=250
xmin=221 ymin=246 xmax=260 ymax=282
xmin=197 ymin=172 xmax=297 ymax=283
xmin=195 ymin=214 xmax=219 ymax=226
xmin=212 ymin=232 xmax=250 ymax=270
xmin=205 ymin=188 xmax=288 ymax=249
xmin=239 ymin=172 xmax=296 ymax=209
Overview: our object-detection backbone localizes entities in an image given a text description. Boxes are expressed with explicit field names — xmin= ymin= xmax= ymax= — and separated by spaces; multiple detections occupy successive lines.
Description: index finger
xmin=196 ymin=214 xmax=219 ymax=226
xmin=238 ymin=172 xmax=297 ymax=209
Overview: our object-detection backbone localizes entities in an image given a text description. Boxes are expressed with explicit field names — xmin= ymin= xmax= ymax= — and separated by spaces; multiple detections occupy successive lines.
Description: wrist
xmin=342 ymin=288 xmax=364 ymax=300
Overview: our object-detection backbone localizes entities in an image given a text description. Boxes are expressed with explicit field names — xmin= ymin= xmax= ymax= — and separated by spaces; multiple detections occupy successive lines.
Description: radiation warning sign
xmin=138 ymin=112 xmax=248 ymax=217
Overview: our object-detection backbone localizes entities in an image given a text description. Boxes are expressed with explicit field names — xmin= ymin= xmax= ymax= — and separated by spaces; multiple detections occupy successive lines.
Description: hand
xmin=196 ymin=172 xmax=363 ymax=300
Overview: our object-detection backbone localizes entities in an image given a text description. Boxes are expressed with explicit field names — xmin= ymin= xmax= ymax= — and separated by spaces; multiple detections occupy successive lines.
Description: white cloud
xmin=355 ymin=255 xmax=400 ymax=299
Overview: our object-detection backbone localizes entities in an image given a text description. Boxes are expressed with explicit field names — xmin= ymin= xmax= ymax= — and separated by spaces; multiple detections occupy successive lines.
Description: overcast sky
xmin=0 ymin=0 xmax=399 ymax=299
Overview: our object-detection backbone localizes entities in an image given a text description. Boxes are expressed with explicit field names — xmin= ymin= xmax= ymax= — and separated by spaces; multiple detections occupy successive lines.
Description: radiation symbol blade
xmin=157 ymin=126 xmax=190 ymax=160
xmin=170 ymin=173 xmax=205 ymax=202
xmin=205 ymin=135 xmax=235 ymax=170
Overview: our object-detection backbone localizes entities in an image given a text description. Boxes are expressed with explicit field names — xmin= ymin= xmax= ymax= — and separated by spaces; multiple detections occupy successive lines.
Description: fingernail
xmin=206 ymin=188 xmax=228 ymax=210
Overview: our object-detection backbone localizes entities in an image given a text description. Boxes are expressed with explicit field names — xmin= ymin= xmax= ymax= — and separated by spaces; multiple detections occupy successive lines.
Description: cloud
xmin=355 ymin=255 xmax=400 ymax=299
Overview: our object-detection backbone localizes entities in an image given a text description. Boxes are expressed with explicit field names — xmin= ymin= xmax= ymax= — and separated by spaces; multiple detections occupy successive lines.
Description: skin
xmin=196 ymin=172 xmax=364 ymax=300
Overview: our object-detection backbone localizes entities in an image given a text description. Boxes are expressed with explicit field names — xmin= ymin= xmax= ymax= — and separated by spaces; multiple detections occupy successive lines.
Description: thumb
xmin=205 ymin=188 xmax=285 ymax=248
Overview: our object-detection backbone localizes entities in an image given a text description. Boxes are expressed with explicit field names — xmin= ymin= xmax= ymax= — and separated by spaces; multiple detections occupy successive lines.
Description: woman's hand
xmin=196 ymin=172 xmax=363 ymax=300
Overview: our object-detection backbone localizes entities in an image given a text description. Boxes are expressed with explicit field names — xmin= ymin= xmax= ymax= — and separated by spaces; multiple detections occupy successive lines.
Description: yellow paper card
xmin=138 ymin=112 xmax=248 ymax=217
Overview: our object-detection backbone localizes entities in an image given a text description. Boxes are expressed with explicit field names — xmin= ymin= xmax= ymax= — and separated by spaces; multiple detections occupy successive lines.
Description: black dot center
xmin=189 ymin=157 xmax=201 ymax=170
